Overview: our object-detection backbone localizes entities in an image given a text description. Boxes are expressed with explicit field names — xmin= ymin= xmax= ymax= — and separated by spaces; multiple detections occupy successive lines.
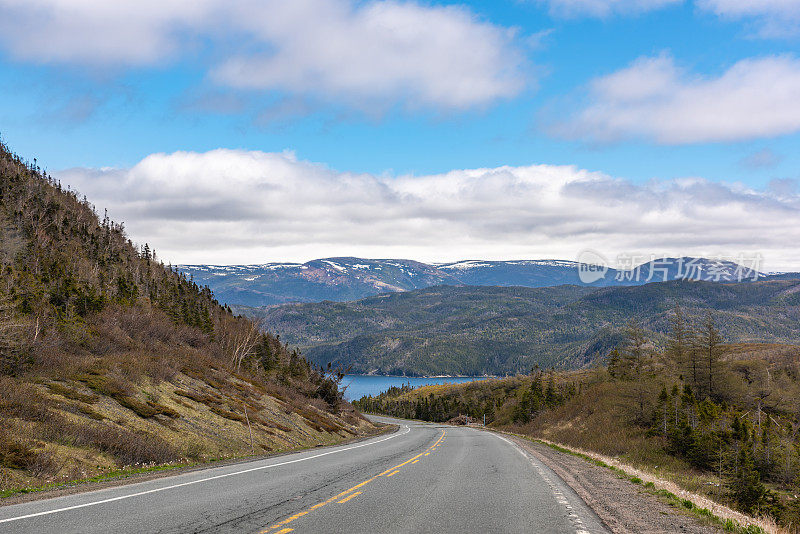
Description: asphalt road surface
xmin=0 ymin=416 xmax=609 ymax=533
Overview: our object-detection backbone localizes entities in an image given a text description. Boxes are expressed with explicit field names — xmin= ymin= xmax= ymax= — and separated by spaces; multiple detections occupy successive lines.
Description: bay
xmin=341 ymin=374 xmax=486 ymax=401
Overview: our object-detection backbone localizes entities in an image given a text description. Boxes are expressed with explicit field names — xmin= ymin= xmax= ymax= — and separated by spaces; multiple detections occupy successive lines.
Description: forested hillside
xmin=355 ymin=316 xmax=800 ymax=530
xmin=251 ymin=280 xmax=800 ymax=376
xmin=0 ymin=141 xmax=372 ymax=494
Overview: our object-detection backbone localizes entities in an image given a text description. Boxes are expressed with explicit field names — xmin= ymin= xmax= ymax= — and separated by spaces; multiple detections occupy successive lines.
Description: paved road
xmin=0 ymin=416 xmax=608 ymax=533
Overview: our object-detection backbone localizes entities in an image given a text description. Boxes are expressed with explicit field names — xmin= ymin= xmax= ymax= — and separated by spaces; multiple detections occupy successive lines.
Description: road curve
xmin=0 ymin=416 xmax=609 ymax=533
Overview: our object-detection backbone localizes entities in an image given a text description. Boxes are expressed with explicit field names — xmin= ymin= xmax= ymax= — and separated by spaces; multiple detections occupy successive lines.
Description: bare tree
xmin=0 ymin=293 xmax=25 ymax=375
xmin=695 ymin=312 xmax=724 ymax=399
xmin=220 ymin=317 xmax=262 ymax=372
xmin=620 ymin=319 xmax=654 ymax=423
xmin=667 ymin=306 xmax=690 ymax=372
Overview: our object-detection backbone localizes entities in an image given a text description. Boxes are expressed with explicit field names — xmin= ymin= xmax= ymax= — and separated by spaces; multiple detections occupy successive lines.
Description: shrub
xmin=0 ymin=430 xmax=35 ymax=469
xmin=37 ymin=415 xmax=179 ymax=465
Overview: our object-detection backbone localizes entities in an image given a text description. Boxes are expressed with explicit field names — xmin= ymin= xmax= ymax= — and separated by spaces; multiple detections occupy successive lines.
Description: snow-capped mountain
xmin=178 ymin=256 xmax=772 ymax=307
xmin=435 ymin=259 xmax=589 ymax=287
xmin=179 ymin=257 xmax=461 ymax=306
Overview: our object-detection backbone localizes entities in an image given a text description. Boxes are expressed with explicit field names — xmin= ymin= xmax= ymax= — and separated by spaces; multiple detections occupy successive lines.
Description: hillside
xmin=251 ymin=279 xmax=800 ymax=376
xmin=355 ymin=337 xmax=800 ymax=530
xmin=0 ymin=141 xmax=374 ymax=495
xmin=180 ymin=256 xmax=771 ymax=306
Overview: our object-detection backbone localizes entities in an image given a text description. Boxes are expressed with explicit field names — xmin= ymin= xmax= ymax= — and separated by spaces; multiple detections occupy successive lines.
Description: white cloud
xmin=697 ymin=0 xmax=800 ymax=38
xmin=0 ymin=0 xmax=215 ymax=66
xmin=214 ymin=1 xmax=525 ymax=110
xmin=57 ymin=149 xmax=800 ymax=271
xmin=556 ymin=54 xmax=800 ymax=144
xmin=539 ymin=0 xmax=800 ymax=32
xmin=537 ymin=0 xmax=681 ymax=17
xmin=0 ymin=0 xmax=525 ymax=110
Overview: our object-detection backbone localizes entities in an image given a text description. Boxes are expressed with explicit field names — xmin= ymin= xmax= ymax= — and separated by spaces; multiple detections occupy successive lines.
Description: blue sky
xmin=1 ymin=0 xmax=800 ymax=267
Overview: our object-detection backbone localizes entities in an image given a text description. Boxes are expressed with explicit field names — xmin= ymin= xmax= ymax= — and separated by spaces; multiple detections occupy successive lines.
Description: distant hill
xmin=179 ymin=258 xmax=461 ymax=306
xmin=247 ymin=279 xmax=800 ymax=376
xmin=0 ymin=141 xmax=371 ymax=493
xmin=180 ymin=256 xmax=772 ymax=306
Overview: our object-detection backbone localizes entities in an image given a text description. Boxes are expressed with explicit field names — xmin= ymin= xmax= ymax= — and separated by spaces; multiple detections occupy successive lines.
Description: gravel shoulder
xmin=504 ymin=433 xmax=722 ymax=534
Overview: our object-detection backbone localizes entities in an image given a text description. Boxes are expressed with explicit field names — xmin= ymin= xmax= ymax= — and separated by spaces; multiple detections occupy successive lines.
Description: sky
xmin=1 ymin=0 xmax=800 ymax=269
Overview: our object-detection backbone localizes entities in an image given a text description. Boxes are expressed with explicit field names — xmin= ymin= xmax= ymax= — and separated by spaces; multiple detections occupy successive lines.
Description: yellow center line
xmin=411 ymin=459 xmax=419 ymax=464
xmin=262 ymin=429 xmax=445 ymax=532
xmin=337 ymin=491 xmax=362 ymax=504
xmin=273 ymin=529 xmax=293 ymax=534
xmin=386 ymin=470 xmax=399 ymax=477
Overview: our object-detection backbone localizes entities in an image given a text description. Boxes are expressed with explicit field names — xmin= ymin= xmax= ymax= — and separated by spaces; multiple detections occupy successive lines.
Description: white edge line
xmin=487 ymin=430 xmax=605 ymax=534
xmin=0 ymin=425 xmax=410 ymax=524
xmin=492 ymin=432 xmax=530 ymax=460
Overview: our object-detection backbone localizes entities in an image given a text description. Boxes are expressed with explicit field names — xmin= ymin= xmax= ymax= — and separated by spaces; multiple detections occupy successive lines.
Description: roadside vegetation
xmin=0 ymin=140 xmax=370 ymax=495
xmin=355 ymin=310 xmax=800 ymax=531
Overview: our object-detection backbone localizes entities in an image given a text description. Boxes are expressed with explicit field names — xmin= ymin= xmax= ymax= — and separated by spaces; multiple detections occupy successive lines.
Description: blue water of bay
xmin=341 ymin=374 xmax=487 ymax=401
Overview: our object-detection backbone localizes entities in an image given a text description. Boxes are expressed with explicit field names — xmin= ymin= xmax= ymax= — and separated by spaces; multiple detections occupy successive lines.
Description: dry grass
xmin=1 ymin=367 xmax=372 ymax=495
xmin=533 ymin=436 xmax=784 ymax=534
xmin=47 ymin=383 xmax=99 ymax=404
xmin=36 ymin=414 xmax=180 ymax=466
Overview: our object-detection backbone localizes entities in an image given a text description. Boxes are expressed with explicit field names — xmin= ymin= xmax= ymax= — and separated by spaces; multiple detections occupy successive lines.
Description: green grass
xmin=0 ymin=463 xmax=192 ymax=499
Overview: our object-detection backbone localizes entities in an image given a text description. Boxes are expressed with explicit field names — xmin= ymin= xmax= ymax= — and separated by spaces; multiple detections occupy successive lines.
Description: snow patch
xmin=437 ymin=260 xmax=491 ymax=270
xmin=322 ymin=260 xmax=347 ymax=272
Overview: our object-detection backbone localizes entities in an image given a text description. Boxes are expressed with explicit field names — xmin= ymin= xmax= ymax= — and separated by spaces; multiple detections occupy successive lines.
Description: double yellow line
xmin=261 ymin=429 xmax=446 ymax=533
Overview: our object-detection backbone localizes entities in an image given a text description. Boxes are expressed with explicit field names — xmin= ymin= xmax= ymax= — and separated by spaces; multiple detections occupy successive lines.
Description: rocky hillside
xmin=0 ymin=141 xmax=373 ymax=495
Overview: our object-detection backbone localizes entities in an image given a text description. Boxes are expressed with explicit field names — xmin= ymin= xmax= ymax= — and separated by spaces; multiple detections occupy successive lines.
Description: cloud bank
xmin=556 ymin=54 xmax=800 ymax=144
xmin=57 ymin=149 xmax=800 ymax=270
xmin=0 ymin=0 xmax=525 ymax=110
xmin=698 ymin=0 xmax=800 ymax=37
xmin=538 ymin=0 xmax=800 ymax=36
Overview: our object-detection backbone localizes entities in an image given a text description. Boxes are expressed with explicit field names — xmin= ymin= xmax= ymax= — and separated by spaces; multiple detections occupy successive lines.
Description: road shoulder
xmin=502 ymin=433 xmax=722 ymax=534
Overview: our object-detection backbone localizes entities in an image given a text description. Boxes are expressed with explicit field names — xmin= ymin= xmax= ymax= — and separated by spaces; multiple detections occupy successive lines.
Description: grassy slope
xmin=251 ymin=280 xmax=800 ymax=376
xmin=0 ymin=141 xmax=374 ymax=495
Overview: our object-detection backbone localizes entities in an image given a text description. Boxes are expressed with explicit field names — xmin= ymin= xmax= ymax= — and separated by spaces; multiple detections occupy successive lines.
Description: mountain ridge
xmin=179 ymin=256 xmax=778 ymax=307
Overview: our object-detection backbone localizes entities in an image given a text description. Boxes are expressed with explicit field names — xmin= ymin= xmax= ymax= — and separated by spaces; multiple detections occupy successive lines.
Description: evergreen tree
xmin=530 ymin=373 xmax=544 ymax=415
xmin=730 ymin=447 xmax=766 ymax=514
xmin=606 ymin=349 xmax=622 ymax=378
